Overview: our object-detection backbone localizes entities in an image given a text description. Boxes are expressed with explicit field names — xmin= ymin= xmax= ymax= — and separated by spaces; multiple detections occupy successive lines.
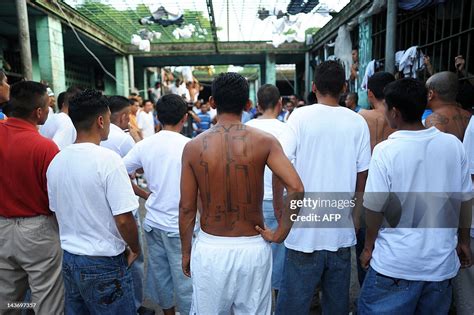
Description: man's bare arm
xmin=257 ymin=137 xmax=304 ymax=243
xmin=131 ymin=180 xmax=150 ymax=200
xmin=360 ymin=208 xmax=384 ymax=269
xmin=353 ymin=170 xmax=368 ymax=231
xmin=114 ymin=212 xmax=140 ymax=266
xmin=272 ymin=174 xmax=284 ymax=222
xmin=179 ymin=143 xmax=199 ymax=277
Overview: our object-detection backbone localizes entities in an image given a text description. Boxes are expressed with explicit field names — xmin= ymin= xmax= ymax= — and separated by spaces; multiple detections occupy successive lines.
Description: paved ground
xmin=137 ymin=198 xmax=361 ymax=315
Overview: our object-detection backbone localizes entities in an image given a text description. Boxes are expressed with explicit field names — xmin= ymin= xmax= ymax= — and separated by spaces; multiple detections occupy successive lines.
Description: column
xmin=265 ymin=53 xmax=276 ymax=85
xmin=115 ymin=55 xmax=129 ymax=96
xmin=36 ymin=15 xmax=65 ymax=93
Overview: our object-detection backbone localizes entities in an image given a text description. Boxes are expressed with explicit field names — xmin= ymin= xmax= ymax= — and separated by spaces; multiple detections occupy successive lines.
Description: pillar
xmin=295 ymin=61 xmax=305 ymax=97
xmin=385 ymin=0 xmax=398 ymax=73
xmin=115 ymin=55 xmax=129 ymax=96
xmin=249 ymin=80 xmax=256 ymax=107
xmin=304 ymin=52 xmax=313 ymax=97
xmin=36 ymin=16 xmax=66 ymax=93
xmin=128 ymin=54 xmax=135 ymax=91
xmin=16 ymin=0 xmax=33 ymax=80
xmin=358 ymin=17 xmax=373 ymax=109
xmin=265 ymin=53 xmax=276 ymax=85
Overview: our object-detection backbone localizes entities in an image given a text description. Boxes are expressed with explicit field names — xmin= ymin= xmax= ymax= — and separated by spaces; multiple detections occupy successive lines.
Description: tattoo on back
xmin=198 ymin=124 xmax=257 ymax=230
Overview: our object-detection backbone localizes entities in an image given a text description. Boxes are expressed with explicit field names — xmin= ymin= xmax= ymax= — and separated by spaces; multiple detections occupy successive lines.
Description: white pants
xmin=190 ymin=230 xmax=272 ymax=315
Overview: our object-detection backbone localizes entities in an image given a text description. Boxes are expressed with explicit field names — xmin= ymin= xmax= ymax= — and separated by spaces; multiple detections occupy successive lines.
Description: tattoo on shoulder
xmin=427 ymin=113 xmax=449 ymax=126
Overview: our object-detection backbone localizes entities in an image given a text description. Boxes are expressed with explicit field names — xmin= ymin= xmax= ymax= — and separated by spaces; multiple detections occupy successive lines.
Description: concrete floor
xmin=137 ymin=199 xmax=361 ymax=315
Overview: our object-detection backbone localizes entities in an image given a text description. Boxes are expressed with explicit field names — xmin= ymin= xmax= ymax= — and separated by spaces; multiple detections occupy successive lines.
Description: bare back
xmin=425 ymin=106 xmax=472 ymax=141
xmin=186 ymin=124 xmax=274 ymax=237
xmin=359 ymin=109 xmax=395 ymax=151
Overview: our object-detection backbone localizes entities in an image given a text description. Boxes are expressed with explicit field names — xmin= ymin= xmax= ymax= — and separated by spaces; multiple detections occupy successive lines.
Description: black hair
xmin=143 ymin=99 xmax=153 ymax=105
xmin=108 ymin=96 xmax=131 ymax=114
xmin=211 ymin=72 xmax=249 ymax=115
xmin=257 ymin=84 xmax=280 ymax=111
xmin=9 ymin=81 xmax=48 ymax=118
xmin=57 ymin=92 xmax=66 ymax=110
xmin=69 ymin=89 xmax=109 ymax=131
xmin=367 ymin=72 xmax=396 ymax=100
xmin=347 ymin=92 xmax=358 ymax=104
xmin=384 ymin=78 xmax=427 ymax=123
xmin=313 ymin=61 xmax=346 ymax=98
xmin=307 ymin=91 xmax=317 ymax=104
xmin=156 ymin=94 xmax=188 ymax=126
xmin=62 ymin=86 xmax=82 ymax=109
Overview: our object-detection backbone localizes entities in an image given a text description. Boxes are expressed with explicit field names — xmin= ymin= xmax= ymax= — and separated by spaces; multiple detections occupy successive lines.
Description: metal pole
xmin=15 ymin=0 xmax=33 ymax=80
xmin=385 ymin=0 xmax=397 ymax=73
xmin=128 ymin=54 xmax=135 ymax=91
xmin=305 ymin=52 xmax=311 ymax=96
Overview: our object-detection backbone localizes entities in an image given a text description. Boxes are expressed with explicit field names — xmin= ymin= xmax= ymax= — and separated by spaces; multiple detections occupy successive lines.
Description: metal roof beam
xmin=206 ymin=0 xmax=219 ymax=53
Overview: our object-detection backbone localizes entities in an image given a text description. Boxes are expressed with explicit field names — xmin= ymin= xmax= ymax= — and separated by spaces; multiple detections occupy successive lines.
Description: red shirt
xmin=0 ymin=118 xmax=59 ymax=217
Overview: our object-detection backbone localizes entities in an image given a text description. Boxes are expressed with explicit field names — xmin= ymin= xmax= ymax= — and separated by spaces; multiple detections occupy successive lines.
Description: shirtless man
xmin=179 ymin=72 xmax=304 ymax=315
xmin=359 ymin=72 xmax=396 ymax=152
xmin=425 ymin=71 xmax=472 ymax=141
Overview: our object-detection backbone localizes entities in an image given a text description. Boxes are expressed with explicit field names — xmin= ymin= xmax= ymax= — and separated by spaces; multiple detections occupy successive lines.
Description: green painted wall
xmin=36 ymin=16 xmax=66 ymax=94
xmin=115 ymin=55 xmax=129 ymax=96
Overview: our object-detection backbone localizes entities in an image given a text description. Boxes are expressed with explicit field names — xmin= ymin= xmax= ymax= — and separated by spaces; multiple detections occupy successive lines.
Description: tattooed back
xmin=186 ymin=123 xmax=273 ymax=237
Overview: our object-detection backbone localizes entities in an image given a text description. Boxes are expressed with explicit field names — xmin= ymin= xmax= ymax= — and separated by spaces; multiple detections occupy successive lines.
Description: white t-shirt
xmin=283 ymin=104 xmax=371 ymax=252
xmin=364 ymin=127 xmax=472 ymax=281
xmin=123 ymin=130 xmax=190 ymax=233
xmin=246 ymin=118 xmax=292 ymax=200
xmin=47 ymin=143 xmax=139 ymax=256
xmin=40 ymin=112 xmax=77 ymax=150
xmin=100 ymin=123 xmax=135 ymax=158
xmin=170 ymin=84 xmax=187 ymax=98
xmin=137 ymin=110 xmax=155 ymax=138
xmin=462 ymin=116 xmax=474 ymax=238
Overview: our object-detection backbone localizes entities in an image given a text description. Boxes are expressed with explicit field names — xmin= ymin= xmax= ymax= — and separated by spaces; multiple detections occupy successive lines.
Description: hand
xmin=455 ymin=55 xmax=465 ymax=72
xmin=255 ymin=225 xmax=277 ymax=243
xmin=359 ymin=247 xmax=373 ymax=270
xmin=182 ymin=254 xmax=191 ymax=277
xmin=457 ymin=242 xmax=472 ymax=268
xmin=125 ymin=247 xmax=140 ymax=267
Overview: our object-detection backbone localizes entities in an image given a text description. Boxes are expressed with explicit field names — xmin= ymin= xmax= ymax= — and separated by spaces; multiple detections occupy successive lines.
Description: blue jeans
xmin=263 ymin=200 xmax=286 ymax=290
xmin=144 ymin=224 xmax=193 ymax=314
xmin=62 ymin=250 xmax=136 ymax=315
xmin=276 ymin=247 xmax=351 ymax=315
xmin=358 ymin=267 xmax=452 ymax=315
xmin=355 ymin=228 xmax=367 ymax=286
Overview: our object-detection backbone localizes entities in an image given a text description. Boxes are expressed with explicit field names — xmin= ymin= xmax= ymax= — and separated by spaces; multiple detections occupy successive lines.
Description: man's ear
xmin=181 ymin=113 xmax=188 ymax=124
xmin=342 ymin=82 xmax=348 ymax=94
xmin=312 ymin=81 xmax=317 ymax=93
xmin=35 ymin=107 xmax=43 ymax=120
xmin=97 ymin=115 xmax=105 ymax=129
xmin=244 ymin=99 xmax=251 ymax=112
xmin=427 ymin=89 xmax=434 ymax=102
xmin=209 ymin=96 xmax=216 ymax=109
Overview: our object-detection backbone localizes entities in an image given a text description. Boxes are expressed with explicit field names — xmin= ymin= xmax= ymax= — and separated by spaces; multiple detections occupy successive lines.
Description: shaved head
xmin=426 ymin=71 xmax=458 ymax=103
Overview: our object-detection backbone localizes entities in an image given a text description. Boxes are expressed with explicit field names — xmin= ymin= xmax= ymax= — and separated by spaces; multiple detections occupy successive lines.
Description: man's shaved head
xmin=426 ymin=71 xmax=459 ymax=103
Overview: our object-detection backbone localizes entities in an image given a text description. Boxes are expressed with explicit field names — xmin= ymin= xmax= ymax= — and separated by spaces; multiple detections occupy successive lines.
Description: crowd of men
xmin=0 ymin=58 xmax=473 ymax=315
